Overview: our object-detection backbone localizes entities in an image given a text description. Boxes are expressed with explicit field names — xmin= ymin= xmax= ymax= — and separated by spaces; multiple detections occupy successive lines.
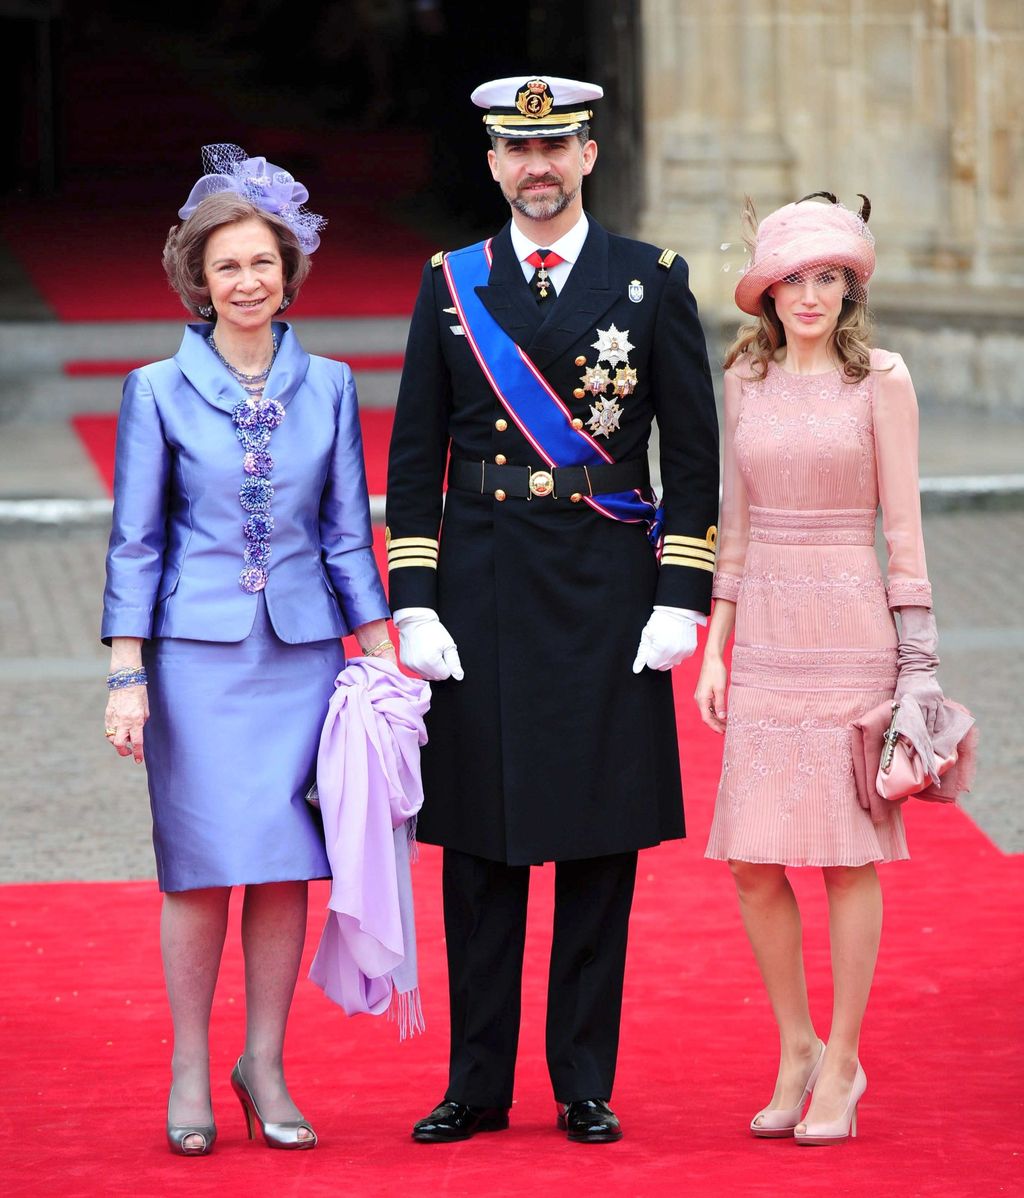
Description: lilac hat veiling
xmin=471 ymin=75 xmax=603 ymax=138
xmin=733 ymin=192 xmax=876 ymax=317
xmin=178 ymin=143 xmax=326 ymax=254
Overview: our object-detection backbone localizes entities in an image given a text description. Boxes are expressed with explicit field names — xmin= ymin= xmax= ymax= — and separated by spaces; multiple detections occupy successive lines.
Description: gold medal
xmin=580 ymin=364 xmax=611 ymax=395
xmin=613 ymin=367 xmax=638 ymax=397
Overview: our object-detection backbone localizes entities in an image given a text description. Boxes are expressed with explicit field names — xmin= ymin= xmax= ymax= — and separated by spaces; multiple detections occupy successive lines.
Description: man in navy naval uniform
xmin=386 ymin=75 xmax=719 ymax=1144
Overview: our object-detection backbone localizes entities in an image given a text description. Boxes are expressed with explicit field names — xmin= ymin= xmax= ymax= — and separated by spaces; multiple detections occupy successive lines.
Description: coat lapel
xmin=174 ymin=321 xmax=309 ymax=414
xmin=527 ymin=219 xmax=618 ymax=373
xmin=474 ymin=224 xmax=545 ymax=346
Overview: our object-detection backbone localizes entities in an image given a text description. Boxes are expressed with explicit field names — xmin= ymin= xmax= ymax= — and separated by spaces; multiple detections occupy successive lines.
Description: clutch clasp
xmin=880 ymin=702 xmax=902 ymax=772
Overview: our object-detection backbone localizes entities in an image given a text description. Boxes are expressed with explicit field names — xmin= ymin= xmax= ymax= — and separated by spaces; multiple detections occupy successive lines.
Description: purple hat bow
xmin=178 ymin=143 xmax=326 ymax=254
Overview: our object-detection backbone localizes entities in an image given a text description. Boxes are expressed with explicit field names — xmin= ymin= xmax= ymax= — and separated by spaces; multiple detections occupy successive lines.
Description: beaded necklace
xmin=207 ymin=331 xmax=285 ymax=594
xmin=208 ymin=331 xmax=279 ymax=393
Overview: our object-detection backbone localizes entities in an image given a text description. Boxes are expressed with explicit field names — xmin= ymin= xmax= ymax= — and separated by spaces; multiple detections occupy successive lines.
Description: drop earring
xmin=198 ymin=303 xmax=214 ymax=319
xmin=277 ymin=295 xmax=292 ymax=313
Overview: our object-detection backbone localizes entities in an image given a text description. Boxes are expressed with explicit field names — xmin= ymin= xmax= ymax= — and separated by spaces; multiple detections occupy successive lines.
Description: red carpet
xmin=0 ymin=45 xmax=432 ymax=320
xmin=40 ymin=415 xmax=1024 ymax=1195
xmin=1 ymin=660 xmax=1020 ymax=1198
xmin=0 ymin=169 xmax=430 ymax=320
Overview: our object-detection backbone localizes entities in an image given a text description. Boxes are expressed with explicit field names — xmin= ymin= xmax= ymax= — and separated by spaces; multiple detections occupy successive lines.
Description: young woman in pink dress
xmin=694 ymin=194 xmax=943 ymax=1145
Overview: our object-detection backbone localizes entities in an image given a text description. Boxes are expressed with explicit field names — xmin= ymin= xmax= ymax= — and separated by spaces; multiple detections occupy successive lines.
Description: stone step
xmin=0 ymin=316 xmax=411 ymax=372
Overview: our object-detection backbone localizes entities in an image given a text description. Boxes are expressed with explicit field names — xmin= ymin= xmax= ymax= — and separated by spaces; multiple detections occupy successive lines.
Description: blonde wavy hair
xmin=723 ymin=197 xmax=876 ymax=383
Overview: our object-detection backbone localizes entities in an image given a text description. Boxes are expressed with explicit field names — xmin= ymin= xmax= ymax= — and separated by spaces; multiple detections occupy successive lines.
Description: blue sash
xmin=443 ymin=240 xmax=661 ymax=539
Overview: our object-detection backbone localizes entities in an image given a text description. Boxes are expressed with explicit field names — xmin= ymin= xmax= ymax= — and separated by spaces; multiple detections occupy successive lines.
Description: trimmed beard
xmin=505 ymin=178 xmax=581 ymax=222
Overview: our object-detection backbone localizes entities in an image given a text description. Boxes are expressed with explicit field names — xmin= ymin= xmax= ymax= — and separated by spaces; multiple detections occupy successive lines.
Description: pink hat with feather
xmin=734 ymin=193 xmax=876 ymax=317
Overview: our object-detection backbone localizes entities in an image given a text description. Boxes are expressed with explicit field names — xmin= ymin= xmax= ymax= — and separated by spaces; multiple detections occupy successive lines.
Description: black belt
xmin=449 ymin=457 xmax=650 ymax=500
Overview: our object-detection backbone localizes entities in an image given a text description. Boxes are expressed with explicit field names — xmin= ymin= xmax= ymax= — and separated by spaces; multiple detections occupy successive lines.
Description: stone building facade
xmin=633 ymin=0 xmax=1024 ymax=414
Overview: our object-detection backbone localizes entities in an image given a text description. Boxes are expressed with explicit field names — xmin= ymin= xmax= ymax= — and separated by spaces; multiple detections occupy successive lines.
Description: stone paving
xmin=0 ymin=511 xmax=1019 ymax=886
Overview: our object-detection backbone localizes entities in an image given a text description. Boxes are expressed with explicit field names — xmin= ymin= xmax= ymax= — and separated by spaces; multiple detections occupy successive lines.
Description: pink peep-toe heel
xmin=794 ymin=1061 xmax=867 ymax=1146
xmin=750 ymin=1040 xmax=825 ymax=1138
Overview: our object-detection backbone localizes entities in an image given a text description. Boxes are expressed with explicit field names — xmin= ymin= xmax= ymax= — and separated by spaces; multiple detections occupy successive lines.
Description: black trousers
xmin=441 ymin=847 xmax=639 ymax=1110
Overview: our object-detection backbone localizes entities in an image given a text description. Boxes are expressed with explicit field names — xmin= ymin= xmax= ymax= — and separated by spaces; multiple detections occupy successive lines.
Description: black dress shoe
xmin=412 ymin=1101 xmax=510 ymax=1143
xmin=557 ymin=1099 xmax=623 ymax=1143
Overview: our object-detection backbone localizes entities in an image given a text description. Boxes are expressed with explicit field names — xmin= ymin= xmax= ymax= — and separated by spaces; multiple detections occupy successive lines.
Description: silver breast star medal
xmin=587 ymin=396 xmax=622 ymax=438
xmin=591 ymin=324 xmax=634 ymax=368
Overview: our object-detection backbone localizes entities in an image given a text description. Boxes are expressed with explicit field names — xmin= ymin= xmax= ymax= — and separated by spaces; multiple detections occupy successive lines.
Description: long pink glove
xmin=894 ymin=606 xmax=943 ymax=733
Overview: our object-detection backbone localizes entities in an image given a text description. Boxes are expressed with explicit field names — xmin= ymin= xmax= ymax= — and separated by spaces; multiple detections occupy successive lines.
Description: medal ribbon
xmin=443 ymin=240 xmax=660 ymax=538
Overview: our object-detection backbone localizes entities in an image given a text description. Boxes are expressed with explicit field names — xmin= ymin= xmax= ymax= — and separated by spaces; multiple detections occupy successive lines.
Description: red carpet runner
xmin=1 ymin=664 xmax=1019 ymax=1197
xmin=9 ymin=420 xmax=1019 ymax=1196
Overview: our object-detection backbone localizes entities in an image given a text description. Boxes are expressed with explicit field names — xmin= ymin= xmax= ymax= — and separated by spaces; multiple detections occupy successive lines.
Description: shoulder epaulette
xmin=657 ymin=248 xmax=678 ymax=270
xmin=430 ymin=251 xmax=445 ymax=268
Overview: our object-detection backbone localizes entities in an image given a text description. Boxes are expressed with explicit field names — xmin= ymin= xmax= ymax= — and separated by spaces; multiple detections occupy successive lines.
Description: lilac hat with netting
xmin=734 ymin=193 xmax=875 ymax=317
xmin=177 ymin=143 xmax=326 ymax=254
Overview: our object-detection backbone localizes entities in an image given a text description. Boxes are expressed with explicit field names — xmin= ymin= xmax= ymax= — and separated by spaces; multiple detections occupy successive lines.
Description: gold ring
xmin=104 ymin=727 xmax=117 ymax=736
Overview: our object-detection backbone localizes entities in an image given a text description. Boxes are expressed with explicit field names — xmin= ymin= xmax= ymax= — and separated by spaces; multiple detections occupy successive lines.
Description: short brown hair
xmin=162 ymin=193 xmax=311 ymax=318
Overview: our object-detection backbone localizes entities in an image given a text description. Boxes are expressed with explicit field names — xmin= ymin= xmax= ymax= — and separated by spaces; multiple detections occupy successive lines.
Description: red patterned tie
xmin=525 ymin=249 xmax=565 ymax=302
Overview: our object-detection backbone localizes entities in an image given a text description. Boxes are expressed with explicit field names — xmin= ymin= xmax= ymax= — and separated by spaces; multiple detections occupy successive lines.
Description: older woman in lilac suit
xmin=102 ymin=145 xmax=393 ymax=1156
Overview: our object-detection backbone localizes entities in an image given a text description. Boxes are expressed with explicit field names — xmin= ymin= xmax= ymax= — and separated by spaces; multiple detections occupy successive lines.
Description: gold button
xmin=570 ymin=492 xmax=583 ymax=503
xmin=494 ymin=489 xmax=506 ymax=502
xmin=573 ymin=387 xmax=586 ymax=399
xmin=571 ymin=417 xmax=584 ymax=430
xmin=495 ymin=453 xmax=507 ymax=465
xmin=495 ymin=418 xmax=508 ymax=432
xmin=575 ymin=355 xmax=587 ymax=366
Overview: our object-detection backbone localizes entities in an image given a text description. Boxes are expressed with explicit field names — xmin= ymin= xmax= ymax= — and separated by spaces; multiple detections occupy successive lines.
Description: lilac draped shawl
xmin=308 ymin=658 xmax=430 ymax=1038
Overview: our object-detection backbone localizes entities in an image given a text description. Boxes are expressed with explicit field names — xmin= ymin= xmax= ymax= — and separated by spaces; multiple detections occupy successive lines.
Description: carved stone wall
xmin=637 ymin=0 xmax=1024 ymax=412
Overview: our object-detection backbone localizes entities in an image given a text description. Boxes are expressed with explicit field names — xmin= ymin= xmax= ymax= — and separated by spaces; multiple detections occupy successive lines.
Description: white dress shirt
xmin=509 ymin=213 xmax=589 ymax=297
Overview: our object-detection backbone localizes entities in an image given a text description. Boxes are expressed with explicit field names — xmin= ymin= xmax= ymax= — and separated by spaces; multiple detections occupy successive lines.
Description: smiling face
xmin=202 ymin=217 xmax=284 ymax=333
xmin=767 ymin=264 xmax=848 ymax=347
xmin=487 ymin=135 xmax=597 ymax=222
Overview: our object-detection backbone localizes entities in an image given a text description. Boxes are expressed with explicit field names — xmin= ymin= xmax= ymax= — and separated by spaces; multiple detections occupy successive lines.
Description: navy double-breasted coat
xmin=386 ymin=219 xmax=719 ymax=865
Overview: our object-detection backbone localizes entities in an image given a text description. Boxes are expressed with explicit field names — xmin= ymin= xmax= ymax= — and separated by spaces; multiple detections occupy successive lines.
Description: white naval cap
xmin=470 ymin=75 xmax=603 ymax=138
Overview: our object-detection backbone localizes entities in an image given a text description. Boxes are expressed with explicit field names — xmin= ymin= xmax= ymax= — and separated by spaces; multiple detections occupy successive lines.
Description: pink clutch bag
xmin=849 ymin=699 xmax=977 ymax=823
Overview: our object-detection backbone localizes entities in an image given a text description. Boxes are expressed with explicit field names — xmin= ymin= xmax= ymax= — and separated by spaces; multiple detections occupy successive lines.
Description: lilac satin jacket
xmin=102 ymin=322 xmax=390 ymax=644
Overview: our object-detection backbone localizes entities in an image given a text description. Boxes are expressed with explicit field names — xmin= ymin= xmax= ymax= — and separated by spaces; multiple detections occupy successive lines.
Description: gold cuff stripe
xmin=663 ymin=545 xmax=716 ymax=561
xmin=388 ymin=552 xmax=439 ymax=567
xmin=661 ymin=553 xmax=716 ymax=573
xmin=388 ymin=543 xmax=439 ymax=557
xmin=665 ymin=534 xmax=716 ymax=551
xmin=483 ymin=109 xmax=592 ymax=128
xmin=388 ymin=558 xmax=439 ymax=571
xmin=663 ymin=545 xmax=716 ymax=564
xmin=387 ymin=537 xmax=439 ymax=550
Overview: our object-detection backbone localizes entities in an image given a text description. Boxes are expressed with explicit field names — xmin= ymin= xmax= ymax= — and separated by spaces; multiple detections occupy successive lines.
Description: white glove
xmin=392 ymin=607 xmax=464 ymax=682
xmin=632 ymin=606 xmax=701 ymax=673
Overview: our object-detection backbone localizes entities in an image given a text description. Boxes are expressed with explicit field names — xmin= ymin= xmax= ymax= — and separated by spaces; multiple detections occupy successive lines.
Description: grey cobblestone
xmin=0 ymin=514 xmax=1019 ymax=885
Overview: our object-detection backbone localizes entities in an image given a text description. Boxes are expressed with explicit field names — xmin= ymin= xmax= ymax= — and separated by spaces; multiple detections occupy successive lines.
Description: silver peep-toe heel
xmin=230 ymin=1057 xmax=317 ymax=1150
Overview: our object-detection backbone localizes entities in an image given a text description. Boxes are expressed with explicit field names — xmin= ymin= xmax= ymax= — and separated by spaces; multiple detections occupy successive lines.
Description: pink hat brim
xmin=733 ymin=233 xmax=876 ymax=317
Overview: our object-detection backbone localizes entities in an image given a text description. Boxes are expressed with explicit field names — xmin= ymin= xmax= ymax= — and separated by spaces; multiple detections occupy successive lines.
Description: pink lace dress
xmin=705 ymin=349 xmax=932 ymax=866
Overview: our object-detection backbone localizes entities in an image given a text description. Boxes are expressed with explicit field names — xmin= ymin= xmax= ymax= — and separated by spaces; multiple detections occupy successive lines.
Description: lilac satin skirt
xmin=142 ymin=595 xmax=342 ymax=892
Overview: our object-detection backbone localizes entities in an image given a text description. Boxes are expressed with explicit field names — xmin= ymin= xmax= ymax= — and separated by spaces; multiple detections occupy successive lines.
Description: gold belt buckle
xmin=528 ymin=469 xmax=555 ymax=498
